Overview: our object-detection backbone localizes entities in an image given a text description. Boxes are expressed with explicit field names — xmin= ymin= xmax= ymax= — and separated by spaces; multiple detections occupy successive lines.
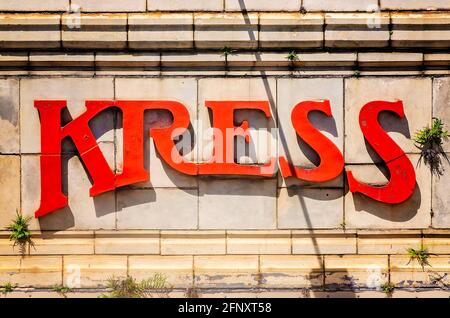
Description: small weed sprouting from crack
xmin=414 ymin=117 xmax=449 ymax=177
xmin=407 ymin=248 xmax=434 ymax=270
xmin=5 ymin=211 xmax=33 ymax=255
xmin=381 ymin=282 xmax=395 ymax=297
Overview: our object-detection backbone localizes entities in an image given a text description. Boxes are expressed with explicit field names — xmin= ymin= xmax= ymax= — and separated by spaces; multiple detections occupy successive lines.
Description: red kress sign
xmin=34 ymin=99 xmax=416 ymax=218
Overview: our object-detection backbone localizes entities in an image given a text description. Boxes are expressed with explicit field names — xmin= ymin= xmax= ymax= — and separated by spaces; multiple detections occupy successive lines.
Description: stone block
xmin=73 ymin=0 xmax=146 ymax=12
xmin=199 ymin=179 xmax=276 ymax=230
xmin=277 ymin=78 xmax=344 ymax=188
xmin=62 ymin=14 xmax=127 ymax=50
xmin=358 ymin=52 xmax=423 ymax=68
xmin=95 ymin=52 xmax=160 ymax=75
xmin=116 ymin=189 xmax=198 ymax=230
xmin=423 ymin=230 xmax=450 ymax=254
xmin=0 ymin=79 xmax=19 ymax=153
xmin=0 ymin=232 xmax=23 ymax=255
xmin=432 ymin=159 xmax=450 ymax=228
xmin=0 ymin=0 xmax=69 ymax=11
xmin=94 ymin=231 xmax=160 ymax=254
xmin=381 ymin=0 xmax=450 ymax=10
xmin=433 ymin=78 xmax=450 ymax=153
xmin=30 ymin=231 xmax=94 ymax=255
xmin=225 ymin=0 xmax=301 ymax=12
xmin=344 ymin=78 xmax=432 ymax=163
xmin=390 ymin=255 xmax=450 ymax=288
xmin=0 ymin=53 xmax=28 ymax=76
xmin=20 ymin=78 xmax=115 ymax=154
xmin=325 ymin=255 xmax=388 ymax=289
xmin=194 ymin=255 xmax=259 ymax=288
xmin=425 ymin=53 xmax=450 ymax=67
xmin=226 ymin=231 xmax=291 ymax=254
xmin=198 ymin=78 xmax=277 ymax=164
xmin=325 ymin=13 xmax=390 ymax=48
xmin=129 ymin=13 xmax=194 ymax=50
xmin=0 ymin=156 xmax=20 ymax=229
xmin=115 ymin=78 xmax=198 ymax=187
xmin=161 ymin=231 xmax=226 ymax=255
xmin=21 ymin=154 xmax=116 ymax=231
xmin=29 ymin=53 xmax=95 ymax=76
xmin=129 ymin=255 xmax=194 ymax=288
xmin=345 ymin=154 xmax=432 ymax=229
xmin=278 ymin=189 xmax=344 ymax=229
xmin=357 ymin=230 xmax=422 ymax=254
xmin=147 ymin=0 xmax=223 ymax=11
xmin=292 ymin=231 xmax=357 ymax=254
xmin=303 ymin=0 xmax=379 ymax=11
xmin=259 ymin=13 xmax=323 ymax=48
xmin=194 ymin=13 xmax=258 ymax=49
xmin=0 ymin=14 xmax=60 ymax=49
xmin=0 ymin=256 xmax=62 ymax=288
xmin=63 ymin=255 xmax=127 ymax=288
xmin=296 ymin=52 xmax=357 ymax=67
xmin=391 ymin=12 xmax=450 ymax=48
xmin=161 ymin=53 xmax=226 ymax=76
xmin=259 ymin=255 xmax=323 ymax=288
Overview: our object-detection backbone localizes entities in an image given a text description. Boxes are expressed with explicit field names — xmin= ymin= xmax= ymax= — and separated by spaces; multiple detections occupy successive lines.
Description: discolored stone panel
xmin=277 ymin=78 xmax=344 ymax=188
xmin=433 ymin=78 xmax=450 ymax=153
xmin=0 ymin=155 xmax=20 ymax=228
xmin=278 ymin=188 xmax=344 ymax=229
xmin=345 ymin=154 xmax=432 ymax=229
xmin=116 ymin=188 xmax=198 ymax=230
xmin=345 ymin=77 xmax=432 ymax=164
xmin=432 ymin=160 xmax=450 ymax=228
xmin=198 ymin=77 xmax=277 ymax=165
xmin=20 ymin=78 xmax=115 ymax=154
xmin=115 ymin=78 xmax=198 ymax=188
xmin=0 ymin=79 xmax=19 ymax=153
xmin=21 ymin=153 xmax=116 ymax=231
xmin=199 ymin=179 xmax=277 ymax=230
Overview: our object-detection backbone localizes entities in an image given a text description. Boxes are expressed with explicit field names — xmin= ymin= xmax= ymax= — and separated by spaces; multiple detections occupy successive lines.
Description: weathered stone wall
xmin=0 ymin=1 xmax=449 ymax=298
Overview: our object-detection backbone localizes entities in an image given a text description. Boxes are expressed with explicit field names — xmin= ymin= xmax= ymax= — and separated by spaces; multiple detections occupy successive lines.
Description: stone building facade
xmin=0 ymin=1 xmax=449 ymax=297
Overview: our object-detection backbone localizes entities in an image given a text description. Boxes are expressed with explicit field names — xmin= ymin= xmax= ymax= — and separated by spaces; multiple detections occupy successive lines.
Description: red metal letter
xmin=116 ymin=100 xmax=199 ymax=176
xmin=35 ymin=100 xmax=116 ymax=218
xmin=346 ymin=100 xmax=416 ymax=204
xmin=279 ymin=100 xmax=344 ymax=182
xmin=199 ymin=101 xmax=276 ymax=176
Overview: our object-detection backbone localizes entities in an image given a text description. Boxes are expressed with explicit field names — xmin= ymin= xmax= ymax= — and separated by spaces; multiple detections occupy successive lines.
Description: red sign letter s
xmin=346 ymin=101 xmax=416 ymax=204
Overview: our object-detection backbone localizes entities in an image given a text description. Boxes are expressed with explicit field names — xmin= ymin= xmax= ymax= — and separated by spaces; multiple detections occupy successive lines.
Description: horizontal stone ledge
xmin=0 ymin=230 xmax=448 ymax=256
xmin=2 ymin=289 xmax=450 ymax=298
xmin=0 ymin=254 xmax=449 ymax=289
xmin=2 ymin=1 xmax=450 ymax=13
xmin=0 ymin=12 xmax=449 ymax=50
xmin=1 ymin=51 xmax=449 ymax=76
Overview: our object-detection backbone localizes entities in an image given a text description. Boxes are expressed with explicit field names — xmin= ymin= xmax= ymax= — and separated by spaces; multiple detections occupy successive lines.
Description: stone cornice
xmin=0 ymin=51 xmax=449 ymax=76
xmin=0 ymin=12 xmax=449 ymax=51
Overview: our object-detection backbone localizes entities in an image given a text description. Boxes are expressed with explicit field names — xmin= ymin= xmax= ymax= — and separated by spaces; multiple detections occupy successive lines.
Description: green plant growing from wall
xmin=221 ymin=46 xmax=237 ymax=73
xmin=407 ymin=247 xmax=432 ymax=270
xmin=221 ymin=46 xmax=236 ymax=59
xmin=6 ymin=211 xmax=32 ymax=254
xmin=1 ymin=282 xmax=15 ymax=295
xmin=101 ymin=273 xmax=171 ymax=298
xmin=53 ymin=285 xmax=73 ymax=298
xmin=286 ymin=50 xmax=299 ymax=62
xmin=185 ymin=286 xmax=200 ymax=298
xmin=381 ymin=282 xmax=395 ymax=296
xmin=414 ymin=117 xmax=449 ymax=176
